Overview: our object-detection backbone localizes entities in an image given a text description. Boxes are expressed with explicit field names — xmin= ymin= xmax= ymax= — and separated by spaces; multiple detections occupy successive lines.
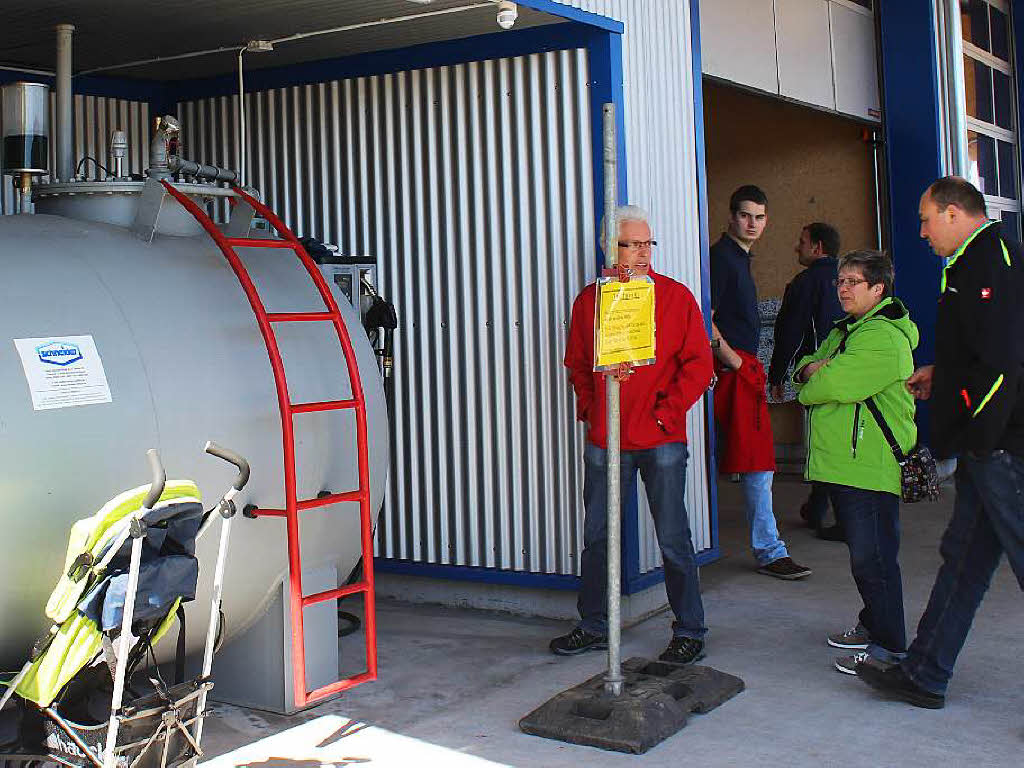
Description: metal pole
xmin=941 ymin=0 xmax=970 ymax=177
xmin=237 ymin=48 xmax=246 ymax=188
xmin=55 ymin=24 xmax=75 ymax=182
xmin=103 ymin=524 xmax=145 ymax=768
xmin=871 ymin=130 xmax=883 ymax=249
xmin=601 ymin=102 xmax=623 ymax=697
xmin=193 ymin=510 xmax=234 ymax=749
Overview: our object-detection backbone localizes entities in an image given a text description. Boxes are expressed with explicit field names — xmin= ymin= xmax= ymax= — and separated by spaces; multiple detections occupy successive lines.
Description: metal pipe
xmin=871 ymin=130 xmax=883 ymax=249
xmin=18 ymin=173 xmax=32 ymax=214
xmin=55 ymin=24 xmax=75 ymax=183
xmin=169 ymin=155 xmax=239 ymax=183
xmin=110 ymin=130 xmax=128 ymax=179
xmin=602 ymin=103 xmax=623 ymax=698
xmin=237 ymin=48 xmax=246 ymax=188
xmin=941 ymin=0 xmax=970 ymax=177
xmin=78 ymin=3 xmax=494 ymax=76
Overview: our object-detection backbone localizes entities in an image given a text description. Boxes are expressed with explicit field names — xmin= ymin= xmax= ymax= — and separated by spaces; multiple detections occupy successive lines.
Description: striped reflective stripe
xmin=1001 ymin=240 xmax=1012 ymax=266
xmin=941 ymin=221 xmax=996 ymax=293
xmin=973 ymin=374 xmax=1005 ymax=417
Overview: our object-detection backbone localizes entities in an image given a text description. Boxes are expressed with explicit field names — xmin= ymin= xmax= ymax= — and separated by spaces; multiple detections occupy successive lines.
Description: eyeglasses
xmin=617 ymin=240 xmax=657 ymax=251
xmin=833 ymin=277 xmax=870 ymax=288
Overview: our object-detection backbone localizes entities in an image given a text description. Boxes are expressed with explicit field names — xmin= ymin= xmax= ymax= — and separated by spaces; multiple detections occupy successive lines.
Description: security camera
xmin=496 ymin=1 xmax=518 ymax=30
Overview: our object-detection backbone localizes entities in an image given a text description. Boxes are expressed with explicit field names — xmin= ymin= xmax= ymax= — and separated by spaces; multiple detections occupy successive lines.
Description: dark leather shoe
xmin=549 ymin=627 xmax=608 ymax=656
xmin=856 ymin=661 xmax=945 ymax=709
xmin=659 ymin=636 xmax=705 ymax=665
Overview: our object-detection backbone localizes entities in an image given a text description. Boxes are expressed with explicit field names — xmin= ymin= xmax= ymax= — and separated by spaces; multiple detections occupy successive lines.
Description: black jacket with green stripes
xmin=932 ymin=221 xmax=1024 ymax=459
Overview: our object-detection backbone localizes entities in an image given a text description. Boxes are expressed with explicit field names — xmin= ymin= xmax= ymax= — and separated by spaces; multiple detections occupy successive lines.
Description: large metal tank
xmin=0 ymin=184 xmax=388 ymax=670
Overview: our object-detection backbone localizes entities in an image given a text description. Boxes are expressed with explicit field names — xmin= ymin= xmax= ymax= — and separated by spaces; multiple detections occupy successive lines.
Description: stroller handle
xmin=142 ymin=449 xmax=167 ymax=510
xmin=204 ymin=441 xmax=251 ymax=491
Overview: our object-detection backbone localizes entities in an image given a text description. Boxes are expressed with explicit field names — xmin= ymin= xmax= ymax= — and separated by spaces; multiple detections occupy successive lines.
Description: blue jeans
xmin=578 ymin=442 xmax=706 ymax=640
xmin=741 ymin=471 xmax=789 ymax=566
xmin=826 ymin=484 xmax=906 ymax=663
xmin=902 ymin=451 xmax=1024 ymax=694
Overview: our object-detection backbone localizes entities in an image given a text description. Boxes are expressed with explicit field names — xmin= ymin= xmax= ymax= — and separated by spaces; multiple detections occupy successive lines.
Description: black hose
xmin=337 ymin=610 xmax=362 ymax=638
xmin=75 ymin=156 xmax=112 ymax=178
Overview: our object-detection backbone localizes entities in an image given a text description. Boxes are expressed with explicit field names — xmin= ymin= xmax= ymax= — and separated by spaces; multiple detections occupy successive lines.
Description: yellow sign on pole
xmin=594 ymin=276 xmax=656 ymax=370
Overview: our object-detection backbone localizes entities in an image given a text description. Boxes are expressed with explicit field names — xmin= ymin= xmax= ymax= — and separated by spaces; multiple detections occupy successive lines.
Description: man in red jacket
xmin=549 ymin=205 xmax=715 ymax=665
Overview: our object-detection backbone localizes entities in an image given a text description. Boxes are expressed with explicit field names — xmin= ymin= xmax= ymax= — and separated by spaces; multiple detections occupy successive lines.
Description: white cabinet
xmin=698 ymin=0 xmax=880 ymax=122
xmin=830 ymin=2 xmax=881 ymax=120
xmin=776 ymin=0 xmax=836 ymax=109
xmin=699 ymin=0 xmax=778 ymax=95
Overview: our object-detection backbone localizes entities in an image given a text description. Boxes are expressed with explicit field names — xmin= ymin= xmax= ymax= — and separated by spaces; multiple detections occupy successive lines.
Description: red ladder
xmin=161 ymin=180 xmax=377 ymax=706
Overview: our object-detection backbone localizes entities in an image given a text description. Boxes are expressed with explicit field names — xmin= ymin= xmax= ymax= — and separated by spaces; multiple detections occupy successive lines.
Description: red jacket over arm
xmin=564 ymin=270 xmax=713 ymax=450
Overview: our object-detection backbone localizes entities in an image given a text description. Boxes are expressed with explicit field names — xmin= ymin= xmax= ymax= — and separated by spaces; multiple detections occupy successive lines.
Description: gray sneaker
xmin=828 ymin=626 xmax=871 ymax=650
xmin=835 ymin=652 xmax=894 ymax=676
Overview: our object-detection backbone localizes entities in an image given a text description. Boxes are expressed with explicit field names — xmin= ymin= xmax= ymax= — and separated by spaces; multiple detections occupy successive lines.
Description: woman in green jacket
xmin=794 ymin=249 xmax=918 ymax=675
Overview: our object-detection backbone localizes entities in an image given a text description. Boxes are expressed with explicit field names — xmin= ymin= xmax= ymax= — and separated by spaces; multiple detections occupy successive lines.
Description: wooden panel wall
xmin=703 ymin=79 xmax=879 ymax=299
xmin=703 ymin=80 xmax=879 ymax=450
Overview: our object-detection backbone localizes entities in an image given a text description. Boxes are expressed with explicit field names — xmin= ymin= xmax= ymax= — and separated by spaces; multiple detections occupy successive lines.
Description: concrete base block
xmin=519 ymin=657 xmax=745 ymax=754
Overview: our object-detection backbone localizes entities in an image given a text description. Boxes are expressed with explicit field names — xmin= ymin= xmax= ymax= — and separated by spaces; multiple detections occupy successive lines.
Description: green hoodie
xmin=794 ymin=297 xmax=919 ymax=495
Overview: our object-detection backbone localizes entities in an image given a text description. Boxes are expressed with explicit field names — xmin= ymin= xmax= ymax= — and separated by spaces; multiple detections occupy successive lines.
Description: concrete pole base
xmin=519 ymin=657 xmax=745 ymax=754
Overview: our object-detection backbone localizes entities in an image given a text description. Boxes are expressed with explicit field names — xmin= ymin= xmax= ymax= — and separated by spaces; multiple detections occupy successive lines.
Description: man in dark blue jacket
xmin=768 ymin=223 xmax=845 ymax=539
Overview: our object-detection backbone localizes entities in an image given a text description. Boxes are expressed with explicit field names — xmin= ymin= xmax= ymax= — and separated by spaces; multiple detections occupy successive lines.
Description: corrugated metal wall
xmin=561 ymin=0 xmax=711 ymax=573
xmin=1 ymin=93 xmax=149 ymax=214
xmin=178 ymin=49 xmax=597 ymax=575
xmin=177 ymin=0 xmax=713 ymax=578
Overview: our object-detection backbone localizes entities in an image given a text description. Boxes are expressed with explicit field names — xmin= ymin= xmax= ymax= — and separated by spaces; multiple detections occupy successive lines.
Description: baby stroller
xmin=0 ymin=442 xmax=250 ymax=768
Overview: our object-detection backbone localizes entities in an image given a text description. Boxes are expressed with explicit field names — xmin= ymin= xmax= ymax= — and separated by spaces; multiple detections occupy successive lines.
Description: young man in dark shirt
xmin=709 ymin=185 xmax=811 ymax=580
xmin=769 ymin=222 xmax=845 ymax=540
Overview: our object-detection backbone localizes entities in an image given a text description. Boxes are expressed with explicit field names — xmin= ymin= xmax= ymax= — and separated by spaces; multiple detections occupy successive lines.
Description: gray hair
xmin=838 ymin=249 xmax=894 ymax=297
xmin=599 ymin=204 xmax=650 ymax=250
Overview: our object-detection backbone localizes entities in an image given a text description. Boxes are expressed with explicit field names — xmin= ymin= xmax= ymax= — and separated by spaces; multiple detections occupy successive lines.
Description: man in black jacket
xmin=768 ymin=223 xmax=844 ymax=539
xmin=857 ymin=176 xmax=1024 ymax=709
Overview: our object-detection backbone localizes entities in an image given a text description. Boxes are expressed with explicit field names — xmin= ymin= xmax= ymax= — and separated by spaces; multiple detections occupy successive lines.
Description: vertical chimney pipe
xmin=55 ymin=24 xmax=75 ymax=182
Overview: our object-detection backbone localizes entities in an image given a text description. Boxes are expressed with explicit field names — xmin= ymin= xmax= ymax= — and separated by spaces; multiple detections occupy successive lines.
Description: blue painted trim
xmin=877 ymin=0 xmax=943 ymax=444
xmin=688 ymin=0 xmax=720 ymax=563
xmin=627 ymin=567 xmax=667 ymax=594
xmin=585 ymin=30 xmax=628 ymax=275
xmin=376 ymin=547 xmax=716 ymax=593
xmin=0 ymin=69 xmax=168 ymax=104
xmin=166 ymin=22 xmax=602 ymax=103
xmin=375 ymin=558 xmax=581 ymax=590
xmin=623 ymin=545 xmax=720 ymax=594
xmin=1014 ymin=1 xmax=1024 ymax=216
xmin=515 ymin=0 xmax=624 ymax=33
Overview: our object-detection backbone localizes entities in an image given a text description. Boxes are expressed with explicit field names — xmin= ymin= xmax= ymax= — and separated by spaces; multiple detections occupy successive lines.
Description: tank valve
xmin=110 ymin=130 xmax=128 ymax=179
xmin=147 ymin=114 xmax=180 ymax=180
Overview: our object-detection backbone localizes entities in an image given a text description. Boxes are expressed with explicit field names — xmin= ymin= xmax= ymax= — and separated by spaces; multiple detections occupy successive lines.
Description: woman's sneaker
xmin=828 ymin=626 xmax=871 ymax=649
xmin=835 ymin=652 xmax=895 ymax=675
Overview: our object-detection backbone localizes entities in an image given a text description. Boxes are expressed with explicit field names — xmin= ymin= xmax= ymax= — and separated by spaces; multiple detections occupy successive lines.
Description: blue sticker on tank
xmin=36 ymin=340 xmax=83 ymax=366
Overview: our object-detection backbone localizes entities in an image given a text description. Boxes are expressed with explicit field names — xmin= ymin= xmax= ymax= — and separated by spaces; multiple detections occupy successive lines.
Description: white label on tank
xmin=14 ymin=335 xmax=113 ymax=410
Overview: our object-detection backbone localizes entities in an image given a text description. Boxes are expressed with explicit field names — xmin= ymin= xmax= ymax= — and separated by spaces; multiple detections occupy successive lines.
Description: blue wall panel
xmin=878 ymin=0 xmax=943 ymax=441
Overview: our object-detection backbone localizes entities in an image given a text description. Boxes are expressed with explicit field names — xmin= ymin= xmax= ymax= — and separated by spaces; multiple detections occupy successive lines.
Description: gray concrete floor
xmin=202 ymin=475 xmax=1023 ymax=766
